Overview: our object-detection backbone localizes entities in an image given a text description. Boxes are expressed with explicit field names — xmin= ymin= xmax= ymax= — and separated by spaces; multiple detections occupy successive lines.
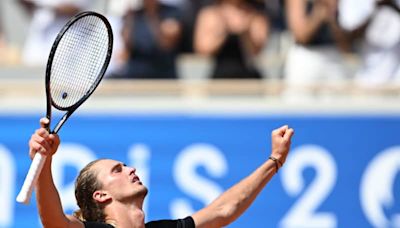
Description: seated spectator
xmin=339 ymin=0 xmax=400 ymax=87
xmin=194 ymin=0 xmax=269 ymax=79
xmin=19 ymin=0 xmax=89 ymax=66
xmin=283 ymin=0 xmax=351 ymax=100
xmin=110 ymin=0 xmax=183 ymax=79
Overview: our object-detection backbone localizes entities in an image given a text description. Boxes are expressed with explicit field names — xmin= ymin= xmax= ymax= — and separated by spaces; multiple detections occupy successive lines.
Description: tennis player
xmin=30 ymin=117 xmax=294 ymax=228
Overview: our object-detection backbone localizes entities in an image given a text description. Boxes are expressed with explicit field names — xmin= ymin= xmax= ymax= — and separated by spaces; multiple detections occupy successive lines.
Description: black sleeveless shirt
xmin=83 ymin=216 xmax=195 ymax=228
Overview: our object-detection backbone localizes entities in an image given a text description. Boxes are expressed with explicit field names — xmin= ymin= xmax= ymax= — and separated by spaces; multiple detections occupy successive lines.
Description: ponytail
xmin=75 ymin=159 xmax=106 ymax=222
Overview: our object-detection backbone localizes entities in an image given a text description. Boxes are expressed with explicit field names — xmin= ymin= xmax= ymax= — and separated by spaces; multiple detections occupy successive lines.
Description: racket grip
xmin=16 ymin=153 xmax=47 ymax=204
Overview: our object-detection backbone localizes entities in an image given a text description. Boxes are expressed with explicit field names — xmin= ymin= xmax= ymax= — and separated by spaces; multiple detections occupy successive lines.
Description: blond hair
xmin=73 ymin=159 xmax=105 ymax=222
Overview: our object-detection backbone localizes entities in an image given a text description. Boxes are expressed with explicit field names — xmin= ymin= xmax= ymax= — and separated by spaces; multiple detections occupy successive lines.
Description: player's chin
xmin=133 ymin=182 xmax=147 ymax=191
xmin=136 ymin=185 xmax=148 ymax=198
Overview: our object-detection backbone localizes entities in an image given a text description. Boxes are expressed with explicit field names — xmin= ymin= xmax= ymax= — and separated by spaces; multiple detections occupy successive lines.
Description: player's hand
xmin=29 ymin=118 xmax=60 ymax=159
xmin=270 ymin=125 xmax=294 ymax=166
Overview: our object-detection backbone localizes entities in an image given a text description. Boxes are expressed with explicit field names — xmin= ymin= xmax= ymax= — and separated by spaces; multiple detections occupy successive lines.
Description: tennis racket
xmin=16 ymin=11 xmax=113 ymax=204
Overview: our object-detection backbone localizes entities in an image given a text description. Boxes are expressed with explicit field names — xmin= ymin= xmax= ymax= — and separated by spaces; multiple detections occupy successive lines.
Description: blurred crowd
xmin=0 ymin=0 xmax=399 ymax=90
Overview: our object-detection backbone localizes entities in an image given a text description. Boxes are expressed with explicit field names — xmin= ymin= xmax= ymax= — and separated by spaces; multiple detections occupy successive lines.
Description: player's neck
xmin=104 ymin=202 xmax=145 ymax=228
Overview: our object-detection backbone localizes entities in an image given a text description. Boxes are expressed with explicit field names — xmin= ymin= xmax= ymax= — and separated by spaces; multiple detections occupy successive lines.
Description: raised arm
xmin=30 ymin=118 xmax=83 ymax=228
xmin=192 ymin=125 xmax=294 ymax=228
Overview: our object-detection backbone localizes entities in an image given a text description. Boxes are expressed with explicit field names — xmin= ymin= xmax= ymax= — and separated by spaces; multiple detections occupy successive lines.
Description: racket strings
xmin=51 ymin=15 xmax=110 ymax=109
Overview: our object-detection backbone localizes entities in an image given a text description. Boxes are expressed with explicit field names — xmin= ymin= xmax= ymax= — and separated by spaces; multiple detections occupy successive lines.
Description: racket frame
xmin=46 ymin=11 xmax=113 ymax=133
xmin=16 ymin=11 xmax=113 ymax=204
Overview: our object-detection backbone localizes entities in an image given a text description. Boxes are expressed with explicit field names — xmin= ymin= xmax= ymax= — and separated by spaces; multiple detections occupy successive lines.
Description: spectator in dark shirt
xmin=112 ymin=0 xmax=183 ymax=79
xmin=194 ymin=0 xmax=269 ymax=79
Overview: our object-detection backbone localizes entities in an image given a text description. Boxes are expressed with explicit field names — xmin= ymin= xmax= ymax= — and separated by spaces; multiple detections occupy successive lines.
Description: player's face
xmin=93 ymin=159 xmax=148 ymax=202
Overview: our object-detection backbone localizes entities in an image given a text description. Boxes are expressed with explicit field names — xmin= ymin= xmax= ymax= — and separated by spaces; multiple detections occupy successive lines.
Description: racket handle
xmin=16 ymin=153 xmax=47 ymax=204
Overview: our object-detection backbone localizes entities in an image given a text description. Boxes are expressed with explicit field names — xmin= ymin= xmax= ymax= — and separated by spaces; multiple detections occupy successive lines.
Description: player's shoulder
xmin=65 ymin=214 xmax=87 ymax=228
xmin=82 ymin=221 xmax=114 ymax=228
xmin=145 ymin=216 xmax=195 ymax=228
xmin=65 ymin=215 xmax=113 ymax=228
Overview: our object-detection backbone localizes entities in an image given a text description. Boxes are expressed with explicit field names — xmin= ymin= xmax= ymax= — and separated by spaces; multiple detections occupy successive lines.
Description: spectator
xmin=103 ymin=0 xmax=135 ymax=78
xmin=19 ymin=0 xmax=89 ymax=66
xmin=263 ymin=0 xmax=288 ymax=79
xmin=111 ymin=0 xmax=183 ymax=79
xmin=179 ymin=0 xmax=211 ymax=53
xmin=194 ymin=0 xmax=269 ymax=79
xmin=283 ymin=0 xmax=351 ymax=100
xmin=339 ymin=0 xmax=400 ymax=87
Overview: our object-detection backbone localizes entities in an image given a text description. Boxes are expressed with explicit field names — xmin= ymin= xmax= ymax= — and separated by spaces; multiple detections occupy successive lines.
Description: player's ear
xmin=93 ymin=190 xmax=111 ymax=203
